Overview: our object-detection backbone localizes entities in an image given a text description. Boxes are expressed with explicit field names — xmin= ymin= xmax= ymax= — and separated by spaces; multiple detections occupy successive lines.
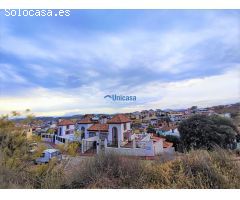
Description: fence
xmin=81 ymin=136 xmax=99 ymax=154
xmin=107 ymin=140 xmax=131 ymax=148
xmin=82 ymin=140 xmax=97 ymax=153
xmin=41 ymin=133 xmax=54 ymax=143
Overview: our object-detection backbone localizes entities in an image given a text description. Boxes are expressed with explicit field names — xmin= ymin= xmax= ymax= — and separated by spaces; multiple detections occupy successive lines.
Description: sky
xmin=0 ymin=10 xmax=239 ymax=116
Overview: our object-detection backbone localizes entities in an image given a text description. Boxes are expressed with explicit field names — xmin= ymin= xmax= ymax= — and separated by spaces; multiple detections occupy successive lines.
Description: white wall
xmin=108 ymin=124 xmax=122 ymax=142
xmin=153 ymin=140 xmax=164 ymax=155
xmin=77 ymin=123 xmax=93 ymax=139
xmin=58 ymin=124 xmax=75 ymax=136
xmin=126 ymin=122 xmax=131 ymax=130
xmin=163 ymin=147 xmax=175 ymax=154
xmin=105 ymin=140 xmax=155 ymax=156
xmin=108 ymin=123 xmax=131 ymax=145
xmin=58 ymin=126 xmax=66 ymax=136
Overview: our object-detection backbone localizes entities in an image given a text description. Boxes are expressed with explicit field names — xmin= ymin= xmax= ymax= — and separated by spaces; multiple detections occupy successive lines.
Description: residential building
xmin=55 ymin=119 xmax=76 ymax=144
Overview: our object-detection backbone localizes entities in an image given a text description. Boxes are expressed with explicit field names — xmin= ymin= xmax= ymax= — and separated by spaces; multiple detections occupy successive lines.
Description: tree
xmin=147 ymin=125 xmax=156 ymax=134
xmin=190 ymin=106 xmax=198 ymax=110
xmin=0 ymin=111 xmax=64 ymax=188
xmin=165 ymin=135 xmax=182 ymax=152
xmin=47 ymin=128 xmax=55 ymax=134
xmin=178 ymin=115 xmax=238 ymax=150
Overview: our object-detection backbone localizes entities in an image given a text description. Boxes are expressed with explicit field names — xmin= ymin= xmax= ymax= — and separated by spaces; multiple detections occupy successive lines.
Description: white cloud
xmin=136 ymin=67 xmax=240 ymax=109
xmin=0 ymin=11 xmax=239 ymax=116
xmin=1 ymin=12 xmax=238 ymax=76
xmin=0 ymin=67 xmax=239 ymax=116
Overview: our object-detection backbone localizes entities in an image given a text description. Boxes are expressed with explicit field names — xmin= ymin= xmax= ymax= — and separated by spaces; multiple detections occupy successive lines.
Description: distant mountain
xmin=163 ymin=108 xmax=187 ymax=112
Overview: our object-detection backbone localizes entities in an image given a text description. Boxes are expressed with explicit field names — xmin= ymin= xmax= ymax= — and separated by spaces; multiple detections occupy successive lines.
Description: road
xmin=38 ymin=141 xmax=93 ymax=171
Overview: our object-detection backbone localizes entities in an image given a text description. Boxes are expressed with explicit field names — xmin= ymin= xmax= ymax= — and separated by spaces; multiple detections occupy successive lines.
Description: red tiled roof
xmin=58 ymin=120 xmax=75 ymax=126
xmin=163 ymin=141 xmax=173 ymax=148
xmin=78 ymin=117 xmax=94 ymax=124
xmin=151 ymin=136 xmax=164 ymax=143
xmin=87 ymin=124 xmax=109 ymax=132
xmin=107 ymin=114 xmax=131 ymax=124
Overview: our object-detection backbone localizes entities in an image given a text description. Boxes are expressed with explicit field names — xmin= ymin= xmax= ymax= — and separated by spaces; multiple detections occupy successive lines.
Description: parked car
xmin=34 ymin=149 xmax=62 ymax=165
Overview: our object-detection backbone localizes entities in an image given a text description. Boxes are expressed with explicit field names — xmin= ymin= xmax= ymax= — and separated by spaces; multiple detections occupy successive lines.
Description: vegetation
xmin=145 ymin=148 xmax=240 ymax=189
xmin=1 ymin=111 xmax=240 ymax=189
xmin=65 ymin=153 xmax=146 ymax=189
xmin=147 ymin=125 xmax=156 ymax=134
xmin=64 ymin=149 xmax=240 ymax=189
xmin=178 ymin=115 xmax=239 ymax=150
xmin=56 ymin=142 xmax=80 ymax=156
xmin=165 ymin=135 xmax=183 ymax=152
xmin=0 ymin=112 xmax=64 ymax=188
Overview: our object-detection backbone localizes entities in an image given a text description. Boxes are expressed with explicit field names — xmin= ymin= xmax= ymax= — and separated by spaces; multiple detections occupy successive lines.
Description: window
xmin=89 ymin=132 xmax=96 ymax=137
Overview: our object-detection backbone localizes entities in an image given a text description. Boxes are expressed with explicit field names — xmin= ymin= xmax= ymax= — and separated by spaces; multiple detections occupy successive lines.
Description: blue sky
xmin=0 ymin=10 xmax=239 ymax=116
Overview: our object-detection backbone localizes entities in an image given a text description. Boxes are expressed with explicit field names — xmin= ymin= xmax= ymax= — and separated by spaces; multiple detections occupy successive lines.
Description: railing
xmin=82 ymin=140 xmax=97 ymax=153
xmin=55 ymin=136 xmax=66 ymax=144
xmin=106 ymin=140 xmax=130 ymax=148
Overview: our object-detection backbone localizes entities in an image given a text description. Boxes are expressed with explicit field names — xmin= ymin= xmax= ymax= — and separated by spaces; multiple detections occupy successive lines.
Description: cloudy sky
xmin=0 ymin=10 xmax=239 ymax=116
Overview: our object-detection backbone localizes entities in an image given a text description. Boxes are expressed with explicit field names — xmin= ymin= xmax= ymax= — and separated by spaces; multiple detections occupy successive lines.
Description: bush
xmin=145 ymin=148 xmax=240 ymax=189
xmin=65 ymin=153 xmax=147 ymax=188
xmin=179 ymin=115 xmax=238 ymax=150
xmin=165 ymin=135 xmax=183 ymax=152
xmin=147 ymin=125 xmax=156 ymax=134
xmin=64 ymin=149 xmax=240 ymax=189
xmin=67 ymin=142 xmax=80 ymax=156
xmin=0 ymin=115 xmax=65 ymax=189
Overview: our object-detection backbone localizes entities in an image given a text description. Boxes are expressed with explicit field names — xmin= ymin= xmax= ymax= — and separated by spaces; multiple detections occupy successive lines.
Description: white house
xmin=150 ymin=117 xmax=158 ymax=126
xmin=219 ymin=113 xmax=231 ymax=118
xmin=106 ymin=114 xmax=132 ymax=147
xmin=80 ymin=114 xmax=175 ymax=157
xmin=55 ymin=120 xmax=76 ymax=144
xmin=168 ymin=112 xmax=183 ymax=122
xmin=80 ymin=114 xmax=132 ymax=153
xmin=157 ymin=122 xmax=180 ymax=137
xmin=77 ymin=116 xmax=98 ymax=139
